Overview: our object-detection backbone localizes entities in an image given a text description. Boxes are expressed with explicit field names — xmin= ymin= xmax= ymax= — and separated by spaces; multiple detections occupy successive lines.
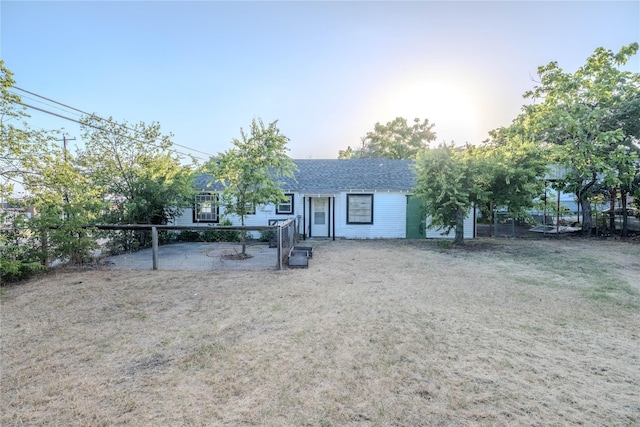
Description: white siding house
xmin=424 ymin=213 xmax=476 ymax=240
xmin=173 ymin=159 xmax=476 ymax=240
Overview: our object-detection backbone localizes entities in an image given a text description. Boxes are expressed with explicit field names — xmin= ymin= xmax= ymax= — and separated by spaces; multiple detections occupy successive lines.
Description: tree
xmin=338 ymin=117 xmax=436 ymax=159
xmin=522 ymin=43 xmax=640 ymax=235
xmin=414 ymin=143 xmax=483 ymax=244
xmin=600 ymin=92 xmax=640 ymax=236
xmin=23 ymin=140 xmax=106 ymax=264
xmin=0 ymin=60 xmax=53 ymax=198
xmin=78 ymin=116 xmax=195 ymax=250
xmin=205 ymin=118 xmax=297 ymax=256
xmin=1 ymin=62 xmax=95 ymax=276
xmin=476 ymin=122 xmax=550 ymax=231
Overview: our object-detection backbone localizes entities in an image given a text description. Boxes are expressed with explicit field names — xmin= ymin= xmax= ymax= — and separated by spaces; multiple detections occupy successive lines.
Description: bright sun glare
xmin=383 ymin=81 xmax=480 ymax=145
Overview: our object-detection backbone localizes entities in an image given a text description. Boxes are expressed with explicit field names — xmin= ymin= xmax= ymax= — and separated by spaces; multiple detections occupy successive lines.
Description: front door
xmin=311 ymin=197 xmax=329 ymax=237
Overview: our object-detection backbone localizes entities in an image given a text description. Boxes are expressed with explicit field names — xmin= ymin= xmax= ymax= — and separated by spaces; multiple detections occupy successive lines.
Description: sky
xmin=1 ymin=1 xmax=639 ymax=163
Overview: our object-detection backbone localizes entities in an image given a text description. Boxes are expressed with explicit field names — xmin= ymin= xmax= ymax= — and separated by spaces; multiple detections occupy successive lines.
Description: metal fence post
xmin=152 ymin=226 xmax=158 ymax=270
xmin=277 ymin=224 xmax=282 ymax=270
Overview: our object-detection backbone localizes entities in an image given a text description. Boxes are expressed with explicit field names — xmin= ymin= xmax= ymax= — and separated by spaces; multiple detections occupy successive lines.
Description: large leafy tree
xmin=477 ymin=122 xmax=549 ymax=226
xmin=339 ymin=117 xmax=436 ymax=159
xmin=601 ymin=90 xmax=640 ymax=236
xmin=522 ymin=43 xmax=640 ymax=235
xmin=1 ymin=61 xmax=100 ymax=276
xmin=25 ymin=149 xmax=105 ymax=264
xmin=0 ymin=60 xmax=51 ymax=198
xmin=414 ymin=143 xmax=483 ymax=244
xmin=78 ymin=116 xmax=195 ymax=249
xmin=205 ymin=118 xmax=297 ymax=255
xmin=1 ymin=61 xmax=48 ymax=279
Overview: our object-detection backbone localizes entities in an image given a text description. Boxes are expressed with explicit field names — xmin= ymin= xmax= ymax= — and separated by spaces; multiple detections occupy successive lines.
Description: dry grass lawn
xmin=2 ymin=238 xmax=639 ymax=426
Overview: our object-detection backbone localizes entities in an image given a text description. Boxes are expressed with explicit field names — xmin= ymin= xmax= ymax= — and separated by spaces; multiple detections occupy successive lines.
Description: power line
xmin=11 ymin=87 xmax=216 ymax=159
xmin=14 ymin=86 xmax=89 ymax=116
xmin=13 ymin=92 xmax=84 ymax=120
xmin=17 ymin=101 xmax=210 ymax=162
xmin=16 ymin=93 xmax=215 ymax=158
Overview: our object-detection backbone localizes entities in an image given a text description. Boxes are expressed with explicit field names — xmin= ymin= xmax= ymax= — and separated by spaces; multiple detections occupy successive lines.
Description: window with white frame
xmin=347 ymin=194 xmax=373 ymax=224
xmin=276 ymin=193 xmax=294 ymax=214
xmin=193 ymin=193 xmax=219 ymax=223
xmin=244 ymin=201 xmax=256 ymax=215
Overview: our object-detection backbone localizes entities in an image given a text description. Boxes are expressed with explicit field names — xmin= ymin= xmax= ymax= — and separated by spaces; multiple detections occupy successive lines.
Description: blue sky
xmin=2 ymin=1 xmax=639 ymax=162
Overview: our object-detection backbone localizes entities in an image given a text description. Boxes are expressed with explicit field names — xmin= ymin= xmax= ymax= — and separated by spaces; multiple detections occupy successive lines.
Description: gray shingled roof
xmin=194 ymin=158 xmax=416 ymax=194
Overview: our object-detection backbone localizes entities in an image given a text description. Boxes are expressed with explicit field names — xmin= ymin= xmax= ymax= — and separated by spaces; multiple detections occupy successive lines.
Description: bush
xmin=259 ymin=229 xmax=276 ymax=243
xmin=0 ymin=259 xmax=44 ymax=284
xmin=177 ymin=230 xmax=203 ymax=242
xmin=0 ymin=222 xmax=45 ymax=283
xmin=214 ymin=219 xmax=242 ymax=242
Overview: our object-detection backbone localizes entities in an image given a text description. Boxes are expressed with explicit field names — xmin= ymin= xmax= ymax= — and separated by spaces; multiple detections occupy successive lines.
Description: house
xmin=0 ymin=202 xmax=34 ymax=228
xmin=173 ymin=158 xmax=476 ymax=240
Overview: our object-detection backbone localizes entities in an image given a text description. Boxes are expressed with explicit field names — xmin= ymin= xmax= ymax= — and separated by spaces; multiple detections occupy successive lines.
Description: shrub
xmin=259 ymin=229 xmax=276 ymax=243
xmin=0 ymin=220 xmax=45 ymax=283
xmin=214 ymin=219 xmax=242 ymax=242
xmin=0 ymin=259 xmax=44 ymax=284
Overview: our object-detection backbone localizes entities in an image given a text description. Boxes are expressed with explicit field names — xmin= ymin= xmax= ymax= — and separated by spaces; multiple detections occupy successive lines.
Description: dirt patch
xmin=2 ymin=238 xmax=638 ymax=426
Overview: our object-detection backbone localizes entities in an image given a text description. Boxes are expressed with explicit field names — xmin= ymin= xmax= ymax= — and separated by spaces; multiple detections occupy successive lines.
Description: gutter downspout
xmin=332 ymin=196 xmax=336 ymax=240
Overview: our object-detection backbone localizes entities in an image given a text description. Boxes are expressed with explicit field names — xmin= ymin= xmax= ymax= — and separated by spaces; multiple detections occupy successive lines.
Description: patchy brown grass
xmin=2 ymin=238 xmax=639 ymax=426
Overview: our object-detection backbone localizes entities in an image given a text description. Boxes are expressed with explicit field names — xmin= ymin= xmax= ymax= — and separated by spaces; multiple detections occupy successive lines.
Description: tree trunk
xmin=241 ymin=215 xmax=247 ymax=255
xmin=489 ymin=201 xmax=493 ymax=238
xmin=454 ymin=207 xmax=465 ymax=245
xmin=40 ymin=228 xmax=49 ymax=266
xmin=621 ymin=190 xmax=628 ymax=238
xmin=608 ymin=188 xmax=616 ymax=232
xmin=577 ymin=171 xmax=598 ymax=237
xmin=580 ymin=197 xmax=592 ymax=237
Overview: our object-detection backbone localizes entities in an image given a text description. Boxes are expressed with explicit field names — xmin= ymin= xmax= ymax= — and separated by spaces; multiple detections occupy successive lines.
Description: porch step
xmin=288 ymin=246 xmax=313 ymax=268
xmin=293 ymin=246 xmax=313 ymax=258
xmin=288 ymin=254 xmax=309 ymax=268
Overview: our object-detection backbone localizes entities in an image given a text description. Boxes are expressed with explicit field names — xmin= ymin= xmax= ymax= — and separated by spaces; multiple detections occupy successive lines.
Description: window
xmin=276 ymin=193 xmax=294 ymax=215
xmin=193 ymin=193 xmax=219 ymax=223
xmin=347 ymin=194 xmax=373 ymax=224
xmin=244 ymin=202 xmax=256 ymax=215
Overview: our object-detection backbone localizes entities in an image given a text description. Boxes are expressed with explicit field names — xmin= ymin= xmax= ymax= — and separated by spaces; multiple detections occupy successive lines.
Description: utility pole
xmin=58 ymin=135 xmax=76 ymax=162
xmin=57 ymin=135 xmax=76 ymax=217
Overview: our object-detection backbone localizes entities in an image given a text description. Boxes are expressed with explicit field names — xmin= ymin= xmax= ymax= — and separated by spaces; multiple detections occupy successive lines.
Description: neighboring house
xmin=173 ymin=159 xmax=476 ymax=240
xmin=0 ymin=202 xmax=34 ymax=228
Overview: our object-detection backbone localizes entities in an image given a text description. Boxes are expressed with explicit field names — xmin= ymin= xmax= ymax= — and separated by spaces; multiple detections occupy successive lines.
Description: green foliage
xmin=172 ymin=221 xmax=242 ymax=243
xmin=259 ymin=229 xmax=276 ymax=242
xmin=521 ymin=43 xmax=640 ymax=234
xmin=2 ymin=61 xmax=198 ymax=271
xmin=477 ymin=123 xmax=549 ymax=219
xmin=1 ymin=60 xmax=29 ymax=197
xmin=204 ymin=118 xmax=296 ymax=254
xmin=0 ymin=213 xmax=44 ymax=284
xmin=214 ymin=219 xmax=242 ymax=242
xmin=339 ymin=117 xmax=436 ymax=159
xmin=414 ymin=143 xmax=481 ymax=244
xmin=0 ymin=259 xmax=44 ymax=284
xmin=78 ymin=116 xmax=196 ymax=249
xmin=23 ymin=146 xmax=106 ymax=263
xmin=2 ymin=61 xmax=100 ymax=272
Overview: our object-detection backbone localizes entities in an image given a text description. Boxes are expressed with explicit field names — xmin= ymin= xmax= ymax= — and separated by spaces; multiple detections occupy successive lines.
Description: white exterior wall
xmin=425 ymin=208 xmax=475 ymax=239
xmin=172 ymin=194 xmax=300 ymax=228
xmin=172 ymin=191 xmax=476 ymax=240
xmin=172 ymin=210 xmax=195 ymax=226
xmin=333 ymin=191 xmax=408 ymax=239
